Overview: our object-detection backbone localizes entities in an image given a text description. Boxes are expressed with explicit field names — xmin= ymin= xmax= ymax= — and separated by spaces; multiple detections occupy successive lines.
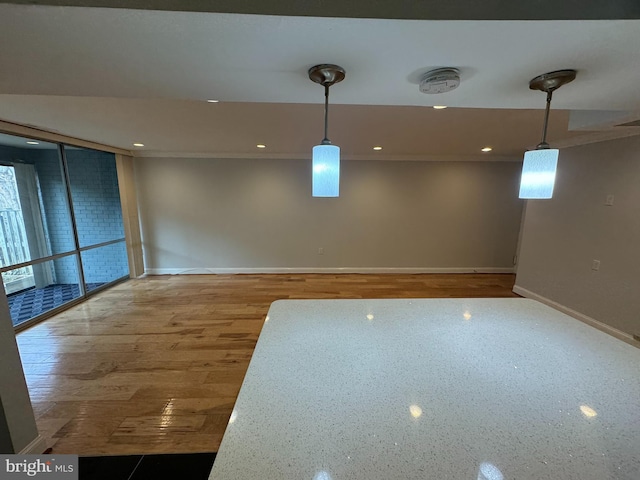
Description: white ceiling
xmin=0 ymin=4 xmax=639 ymax=157
xmin=0 ymin=96 xmax=592 ymax=158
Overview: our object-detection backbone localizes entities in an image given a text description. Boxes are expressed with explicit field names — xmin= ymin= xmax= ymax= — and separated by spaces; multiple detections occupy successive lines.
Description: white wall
xmin=515 ymin=135 xmax=640 ymax=338
xmin=135 ymin=157 xmax=523 ymax=272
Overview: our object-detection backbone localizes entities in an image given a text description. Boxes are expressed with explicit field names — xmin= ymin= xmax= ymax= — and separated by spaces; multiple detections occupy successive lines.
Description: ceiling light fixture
xmin=256 ymin=144 xmax=266 ymax=149
xmin=433 ymin=105 xmax=448 ymax=110
xmin=133 ymin=143 xmax=144 ymax=147
xmin=207 ymin=99 xmax=219 ymax=103
xmin=373 ymin=146 xmax=383 ymax=151
xmin=481 ymin=147 xmax=492 ymax=152
xmin=26 ymin=141 xmax=39 ymax=145
xmin=519 ymin=70 xmax=576 ymax=199
xmin=308 ymin=64 xmax=345 ymax=197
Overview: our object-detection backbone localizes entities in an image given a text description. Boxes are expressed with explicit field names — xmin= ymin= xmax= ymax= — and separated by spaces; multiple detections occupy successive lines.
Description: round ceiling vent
xmin=419 ymin=68 xmax=460 ymax=94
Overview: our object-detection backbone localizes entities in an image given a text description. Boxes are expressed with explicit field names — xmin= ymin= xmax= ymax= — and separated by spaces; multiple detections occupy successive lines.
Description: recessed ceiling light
xmin=373 ymin=146 xmax=383 ymax=151
xmin=256 ymin=144 xmax=266 ymax=149
xmin=409 ymin=405 xmax=423 ymax=418
xmin=433 ymin=105 xmax=448 ymax=109
xmin=207 ymin=99 xmax=219 ymax=103
xmin=26 ymin=141 xmax=39 ymax=145
xmin=133 ymin=143 xmax=144 ymax=147
xmin=481 ymin=147 xmax=493 ymax=152
xmin=580 ymin=405 xmax=597 ymax=418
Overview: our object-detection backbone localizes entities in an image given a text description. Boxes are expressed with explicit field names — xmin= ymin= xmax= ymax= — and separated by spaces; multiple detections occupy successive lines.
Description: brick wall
xmin=30 ymin=150 xmax=75 ymax=255
xmin=65 ymin=149 xmax=125 ymax=246
xmin=65 ymin=149 xmax=127 ymax=284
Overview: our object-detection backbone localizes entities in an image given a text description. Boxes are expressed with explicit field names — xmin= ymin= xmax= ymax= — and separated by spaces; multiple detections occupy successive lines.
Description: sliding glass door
xmin=0 ymin=133 xmax=129 ymax=329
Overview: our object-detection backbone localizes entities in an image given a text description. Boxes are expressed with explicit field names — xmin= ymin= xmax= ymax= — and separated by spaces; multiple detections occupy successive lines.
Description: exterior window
xmin=0 ymin=134 xmax=129 ymax=329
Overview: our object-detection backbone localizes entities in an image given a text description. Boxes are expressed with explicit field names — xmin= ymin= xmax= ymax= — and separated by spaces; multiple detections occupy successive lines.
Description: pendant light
xmin=519 ymin=69 xmax=576 ymax=199
xmin=308 ymin=64 xmax=345 ymax=197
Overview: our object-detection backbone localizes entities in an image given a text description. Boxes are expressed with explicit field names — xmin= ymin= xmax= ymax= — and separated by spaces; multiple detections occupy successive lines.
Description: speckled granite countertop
xmin=210 ymin=298 xmax=640 ymax=480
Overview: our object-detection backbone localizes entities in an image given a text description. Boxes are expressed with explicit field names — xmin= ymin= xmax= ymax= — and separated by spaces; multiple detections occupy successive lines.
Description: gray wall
xmin=515 ymin=135 xmax=640 ymax=337
xmin=135 ymin=157 xmax=524 ymax=272
xmin=0 ymin=401 xmax=13 ymax=452
xmin=0 ymin=284 xmax=39 ymax=453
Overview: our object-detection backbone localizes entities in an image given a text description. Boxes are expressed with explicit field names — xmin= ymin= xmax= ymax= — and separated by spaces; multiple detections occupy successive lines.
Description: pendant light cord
xmin=322 ymin=84 xmax=330 ymax=144
xmin=538 ymin=90 xmax=552 ymax=149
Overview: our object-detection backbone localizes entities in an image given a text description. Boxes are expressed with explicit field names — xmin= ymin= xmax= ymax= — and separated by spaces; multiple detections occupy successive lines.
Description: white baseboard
xmin=145 ymin=267 xmax=515 ymax=275
xmin=19 ymin=435 xmax=47 ymax=454
xmin=513 ymin=285 xmax=640 ymax=348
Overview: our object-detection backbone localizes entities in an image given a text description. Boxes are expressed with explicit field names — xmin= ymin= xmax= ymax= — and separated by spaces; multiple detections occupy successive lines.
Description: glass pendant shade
xmin=312 ymin=144 xmax=340 ymax=197
xmin=518 ymin=149 xmax=558 ymax=199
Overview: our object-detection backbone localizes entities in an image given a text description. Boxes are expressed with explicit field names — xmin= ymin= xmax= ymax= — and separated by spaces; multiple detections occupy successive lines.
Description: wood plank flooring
xmin=16 ymin=273 xmax=518 ymax=455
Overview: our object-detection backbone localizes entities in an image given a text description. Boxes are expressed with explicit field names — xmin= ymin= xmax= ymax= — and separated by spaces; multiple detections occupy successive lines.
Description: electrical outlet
xmin=605 ymin=194 xmax=614 ymax=206
xmin=591 ymin=260 xmax=600 ymax=271
xmin=318 ymin=247 xmax=324 ymax=255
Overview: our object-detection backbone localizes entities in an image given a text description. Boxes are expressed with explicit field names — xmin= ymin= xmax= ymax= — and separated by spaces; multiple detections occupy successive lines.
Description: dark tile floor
xmin=7 ymin=283 xmax=104 ymax=326
xmin=79 ymin=453 xmax=216 ymax=480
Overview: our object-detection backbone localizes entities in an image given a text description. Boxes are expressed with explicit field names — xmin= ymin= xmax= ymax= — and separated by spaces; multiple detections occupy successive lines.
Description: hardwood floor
xmin=16 ymin=273 xmax=518 ymax=455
